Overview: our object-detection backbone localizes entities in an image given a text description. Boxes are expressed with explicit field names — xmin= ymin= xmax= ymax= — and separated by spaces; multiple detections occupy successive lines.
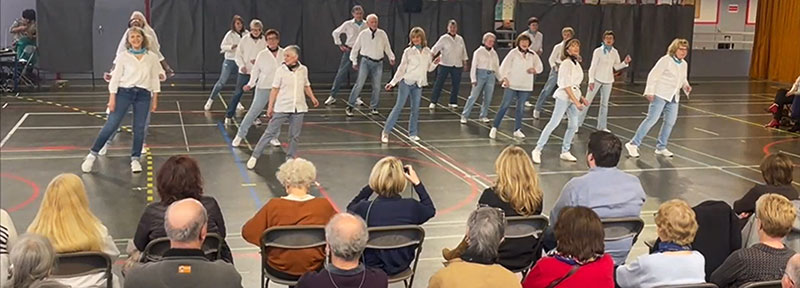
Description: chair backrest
xmin=51 ymin=252 xmax=112 ymax=288
xmin=141 ymin=233 xmax=224 ymax=263
xmin=601 ymin=217 xmax=645 ymax=242
xmin=656 ymin=283 xmax=719 ymax=288
xmin=505 ymin=215 xmax=549 ymax=239
xmin=739 ymin=280 xmax=782 ymax=288
xmin=259 ymin=225 xmax=327 ymax=286
xmin=366 ymin=225 xmax=425 ymax=287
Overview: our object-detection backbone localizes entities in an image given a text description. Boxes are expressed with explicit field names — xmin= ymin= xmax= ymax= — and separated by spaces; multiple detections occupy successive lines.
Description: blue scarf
xmin=414 ymin=45 xmax=423 ymax=50
xmin=654 ymin=241 xmax=691 ymax=253
xmin=128 ymin=47 xmax=147 ymax=55
xmin=355 ymin=20 xmax=364 ymax=27
xmin=602 ymin=42 xmax=612 ymax=54
xmin=672 ymin=56 xmax=682 ymax=64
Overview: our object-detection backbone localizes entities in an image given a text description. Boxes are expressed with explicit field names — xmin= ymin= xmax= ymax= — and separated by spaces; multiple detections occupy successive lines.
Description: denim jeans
xmin=383 ymin=81 xmax=421 ymax=137
xmin=237 ymin=88 xmax=273 ymax=139
xmin=348 ymin=58 xmax=383 ymax=109
xmin=430 ymin=65 xmax=463 ymax=104
xmin=330 ymin=52 xmax=353 ymax=98
xmin=535 ymin=98 xmax=580 ymax=153
xmin=578 ymin=82 xmax=613 ymax=130
xmin=792 ymin=92 xmax=800 ymax=119
xmin=492 ymin=89 xmax=531 ymax=131
xmin=252 ymin=112 xmax=304 ymax=159
xmin=631 ymin=96 xmax=679 ymax=150
xmin=208 ymin=59 xmax=238 ymax=101
xmin=105 ymin=110 xmax=151 ymax=146
xmin=226 ymin=73 xmax=251 ymax=118
xmin=535 ymin=68 xmax=558 ymax=112
xmin=90 ymin=87 xmax=151 ymax=159
xmin=461 ymin=69 xmax=496 ymax=119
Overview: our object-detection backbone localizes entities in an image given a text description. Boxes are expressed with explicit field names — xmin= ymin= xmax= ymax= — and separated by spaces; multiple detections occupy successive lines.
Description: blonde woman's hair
xmin=27 ymin=173 xmax=104 ymax=253
xmin=124 ymin=27 xmax=150 ymax=50
xmin=482 ymin=32 xmax=496 ymax=43
xmin=756 ymin=193 xmax=797 ymax=238
xmin=655 ymin=199 xmax=698 ymax=246
xmin=369 ymin=156 xmax=407 ymax=198
xmin=494 ymin=146 xmax=543 ymax=216
xmin=667 ymin=38 xmax=689 ymax=57
xmin=275 ymin=158 xmax=317 ymax=189
xmin=250 ymin=19 xmax=263 ymax=30
xmin=407 ymin=27 xmax=427 ymax=47
xmin=561 ymin=38 xmax=581 ymax=61
xmin=561 ymin=27 xmax=575 ymax=36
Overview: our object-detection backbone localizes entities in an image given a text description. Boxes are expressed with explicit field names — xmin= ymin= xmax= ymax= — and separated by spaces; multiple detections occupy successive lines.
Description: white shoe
xmin=460 ymin=116 xmax=467 ymax=124
xmin=655 ymin=149 xmax=674 ymax=157
xmin=254 ymin=118 xmax=262 ymax=126
xmin=224 ymin=117 xmax=233 ymax=126
xmin=246 ymin=157 xmax=257 ymax=169
xmin=409 ymin=135 xmax=421 ymax=142
xmin=345 ymin=107 xmax=354 ymax=117
xmin=204 ymin=99 xmax=213 ymax=111
xmin=81 ymin=154 xmax=97 ymax=173
xmin=370 ymin=109 xmax=379 ymax=115
xmin=448 ymin=104 xmax=458 ymax=108
xmin=531 ymin=149 xmax=542 ymax=164
xmin=524 ymin=101 xmax=534 ymax=107
xmin=480 ymin=117 xmax=491 ymax=123
xmin=560 ymin=152 xmax=578 ymax=162
xmin=270 ymin=139 xmax=281 ymax=147
xmin=533 ymin=110 xmax=541 ymax=119
xmin=355 ymin=97 xmax=365 ymax=106
xmin=232 ymin=135 xmax=242 ymax=147
xmin=513 ymin=130 xmax=526 ymax=138
xmin=236 ymin=103 xmax=245 ymax=111
xmin=141 ymin=145 xmax=147 ymax=155
xmin=98 ymin=144 xmax=108 ymax=156
xmin=324 ymin=96 xmax=336 ymax=105
xmin=601 ymin=128 xmax=611 ymax=133
xmin=625 ymin=142 xmax=640 ymax=158
xmin=428 ymin=103 xmax=436 ymax=109
xmin=489 ymin=127 xmax=497 ymax=139
xmin=575 ymin=127 xmax=579 ymax=134
xmin=381 ymin=133 xmax=389 ymax=143
xmin=131 ymin=159 xmax=143 ymax=173
xmin=105 ymin=107 xmax=110 ymax=114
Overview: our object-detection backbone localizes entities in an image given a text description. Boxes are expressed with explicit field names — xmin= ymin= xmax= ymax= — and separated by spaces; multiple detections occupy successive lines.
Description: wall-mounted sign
xmin=728 ymin=4 xmax=739 ymax=13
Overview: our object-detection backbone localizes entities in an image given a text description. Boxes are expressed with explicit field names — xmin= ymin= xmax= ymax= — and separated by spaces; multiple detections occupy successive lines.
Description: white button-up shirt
xmin=108 ymin=50 xmax=162 ymax=93
xmin=587 ymin=46 xmax=628 ymax=84
xmin=246 ymin=47 xmax=284 ymax=89
xmin=332 ymin=19 xmax=367 ymax=48
xmin=644 ymin=55 xmax=689 ymax=102
xmin=469 ymin=46 xmax=501 ymax=83
xmin=389 ymin=46 xmax=438 ymax=87
xmin=554 ymin=58 xmax=584 ymax=101
xmin=499 ymin=48 xmax=544 ymax=92
xmin=548 ymin=41 xmax=565 ymax=70
xmin=219 ymin=30 xmax=245 ymax=60
xmin=789 ymin=76 xmax=800 ymax=95
xmin=431 ymin=34 xmax=468 ymax=68
xmin=519 ymin=30 xmax=544 ymax=54
xmin=350 ymin=28 xmax=395 ymax=63
xmin=235 ymin=35 xmax=267 ymax=74
xmin=272 ymin=63 xmax=311 ymax=113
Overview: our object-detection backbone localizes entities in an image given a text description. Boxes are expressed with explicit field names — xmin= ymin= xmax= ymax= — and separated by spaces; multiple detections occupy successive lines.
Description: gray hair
xmin=325 ymin=213 xmax=368 ymax=262
xmin=275 ymin=157 xmax=315 ymax=188
xmin=250 ymin=19 xmax=263 ymax=30
xmin=164 ymin=198 xmax=207 ymax=243
xmin=482 ymin=32 xmax=496 ymax=43
xmin=447 ymin=19 xmax=457 ymax=27
xmin=6 ymin=234 xmax=56 ymax=288
xmin=284 ymin=45 xmax=301 ymax=58
xmin=464 ymin=207 xmax=506 ymax=260
xmin=366 ymin=14 xmax=378 ymax=21
xmin=352 ymin=5 xmax=363 ymax=13
xmin=786 ymin=254 xmax=800 ymax=284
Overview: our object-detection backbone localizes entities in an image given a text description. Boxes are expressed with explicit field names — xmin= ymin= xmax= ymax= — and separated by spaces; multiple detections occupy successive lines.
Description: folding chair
xmin=140 ymin=233 xmax=224 ymax=263
xmin=14 ymin=45 xmax=38 ymax=91
xmin=260 ymin=225 xmax=326 ymax=288
xmin=51 ymin=251 xmax=113 ymax=288
xmin=740 ymin=280 xmax=782 ymax=288
xmin=366 ymin=225 xmax=425 ymax=288
xmin=504 ymin=215 xmax=549 ymax=276
xmin=656 ymin=283 xmax=719 ymax=288
xmin=601 ymin=217 xmax=645 ymax=263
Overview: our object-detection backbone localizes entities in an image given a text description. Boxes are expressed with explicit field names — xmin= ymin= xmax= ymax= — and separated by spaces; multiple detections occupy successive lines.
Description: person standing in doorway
xmin=520 ymin=17 xmax=543 ymax=108
xmin=489 ymin=34 xmax=543 ymax=140
xmin=578 ymin=30 xmax=631 ymax=132
xmin=429 ymin=20 xmax=469 ymax=109
xmin=205 ymin=15 xmax=246 ymax=111
xmin=532 ymin=27 xmax=574 ymax=119
xmin=225 ymin=19 xmax=267 ymax=126
xmin=324 ymin=5 xmax=367 ymax=106
xmin=345 ymin=14 xmax=395 ymax=117
xmin=461 ymin=32 xmax=501 ymax=124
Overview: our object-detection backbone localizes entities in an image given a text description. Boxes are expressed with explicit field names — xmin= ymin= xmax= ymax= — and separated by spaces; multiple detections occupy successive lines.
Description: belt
xmin=362 ymin=55 xmax=383 ymax=62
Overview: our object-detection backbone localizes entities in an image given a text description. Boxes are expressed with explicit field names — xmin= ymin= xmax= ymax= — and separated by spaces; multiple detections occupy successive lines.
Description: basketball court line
xmin=175 ymin=101 xmax=191 ymax=152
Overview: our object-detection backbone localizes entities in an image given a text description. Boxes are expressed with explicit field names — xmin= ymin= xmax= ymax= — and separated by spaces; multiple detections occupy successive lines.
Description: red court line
xmin=763 ymin=138 xmax=800 ymax=155
xmin=1 ymin=143 xmax=229 ymax=152
xmin=1 ymin=173 xmax=42 ymax=212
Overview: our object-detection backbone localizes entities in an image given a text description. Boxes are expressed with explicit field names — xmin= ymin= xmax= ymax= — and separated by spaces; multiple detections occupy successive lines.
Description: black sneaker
xmin=370 ymin=109 xmax=379 ymax=115
xmin=345 ymin=106 xmax=354 ymax=117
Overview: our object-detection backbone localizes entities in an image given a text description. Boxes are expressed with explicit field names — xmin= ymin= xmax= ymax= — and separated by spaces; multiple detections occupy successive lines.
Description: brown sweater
xmin=242 ymin=197 xmax=336 ymax=276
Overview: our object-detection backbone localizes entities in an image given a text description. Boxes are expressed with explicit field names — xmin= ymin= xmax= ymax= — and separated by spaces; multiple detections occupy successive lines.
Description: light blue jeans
xmin=535 ymin=68 xmax=558 ymax=112
xmin=90 ymin=87 xmax=151 ymax=160
xmin=535 ymin=98 xmax=580 ymax=153
xmin=252 ymin=112 xmax=304 ymax=159
xmin=492 ymin=89 xmax=531 ymax=131
xmin=226 ymin=73 xmax=251 ymax=118
xmin=383 ymin=81 xmax=421 ymax=137
xmin=461 ymin=69 xmax=496 ymax=119
xmin=330 ymin=52 xmax=353 ymax=98
xmin=237 ymin=88 xmax=276 ymax=139
xmin=578 ymin=82 xmax=613 ymax=130
xmin=631 ymin=96 xmax=679 ymax=150
xmin=208 ymin=59 xmax=238 ymax=101
xmin=348 ymin=57 xmax=383 ymax=109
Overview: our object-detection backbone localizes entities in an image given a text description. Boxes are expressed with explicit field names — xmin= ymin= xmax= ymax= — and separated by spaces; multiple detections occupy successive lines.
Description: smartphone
xmin=403 ymin=166 xmax=410 ymax=174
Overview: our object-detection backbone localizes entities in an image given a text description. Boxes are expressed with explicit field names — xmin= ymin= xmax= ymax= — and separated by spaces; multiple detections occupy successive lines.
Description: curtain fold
xmin=749 ymin=0 xmax=800 ymax=83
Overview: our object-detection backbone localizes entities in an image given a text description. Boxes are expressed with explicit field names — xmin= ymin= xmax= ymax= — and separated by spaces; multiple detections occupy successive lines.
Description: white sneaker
xmin=370 ymin=109 xmax=379 ymax=115
xmin=489 ymin=127 xmax=497 ymax=139
xmin=575 ymin=127 xmax=579 ymax=134
xmin=345 ymin=107 xmax=354 ymax=117
xmin=524 ymin=101 xmax=534 ymax=107
xmin=625 ymin=142 xmax=640 ymax=158
xmin=355 ymin=97 xmax=365 ymax=106
xmin=98 ymin=144 xmax=109 ymax=156
xmin=480 ymin=117 xmax=491 ymax=123
xmin=254 ymin=118 xmax=262 ymax=126
xmin=409 ymin=136 xmax=421 ymax=142
xmin=560 ymin=152 xmax=578 ymax=162
xmin=513 ymin=130 xmax=526 ymax=138
xmin=81 ymin=154 xmax=97 ymax=173
xmin=141 ymin=145 xmax=147 ymax=155
xmin=204 ymin=99 xmax=213 ymax=111
xmin=428 ymin=103 xmax=436 ymax=109
xmin=533 ymin=110 xmax=541 ymax=119
xmin=131 ymin=159 xmax=143 ymax=173
xmin=324 ymin=96 xmax=336 ymax=105
xmin=236 ymin=103 xmax=245 ymax=111
xmin=246 ymin=156 xmax=257 ymax=169
xmin=655 ymin=149 xmax=674 ymax=157
xmin=381 ymin=133 xmax=389 ymax=143
xmin=224 ymin=117 xmax=233 ymax=126
xmin=460 ymin=116 xmax=467 ymax=124
xmin=270 ymin=139 xmax=281 ymax=147
xmin=105 ymin=107 xmax=110 ymax=114
xmin=531 ymin=149 xmax=542 ymax=164
xmin=448 ymin=104 xmax=458 ymax=108
xmin=232 ymin=135 xmax=242 ymax=147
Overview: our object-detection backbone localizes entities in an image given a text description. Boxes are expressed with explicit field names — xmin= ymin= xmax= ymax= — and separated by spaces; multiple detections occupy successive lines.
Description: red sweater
xmin=522 ymin=254 xmax=614 ymax=288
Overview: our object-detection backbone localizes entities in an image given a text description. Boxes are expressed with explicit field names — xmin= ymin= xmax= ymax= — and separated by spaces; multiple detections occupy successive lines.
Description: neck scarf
xmin=482 ymin=44 xmax=493 ymax=52
xmin=285 ymin=62 xmax=299 ymax=71
xmin=672 ymin=56 xmax=682 ymax=64
xmin=518 ymin=47 xmax=530 ymax=55
xmin=654 ymin=241 xmax=692 ymax=253
xmin=602 ymin=42 xmax=612 ymax=54
xmin=250 ymin=33 xmax=262 ymax=40
xmin=370 ymin=28 xmax=377 ymax=39
xmin=355 ymin=19 xmax=364 ymax=26
xmin=128 ymin=47 xmax=147 ymax=55
xmin=268 ymin=46 xmax=279 ymax=53
xmin=448 ymin=33 xmax=457 ymax=38
xmin=414 ymin=44 xmax=423 ymax=50
xmin=550 ymin=251 xmax=601 ymax=266
xmin=569 ymin=54 xmax=579 ymax=64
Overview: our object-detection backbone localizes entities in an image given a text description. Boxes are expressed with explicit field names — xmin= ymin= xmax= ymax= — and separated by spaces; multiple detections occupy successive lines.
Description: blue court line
xmin=216 ymin=121 xmax=262 ymax=208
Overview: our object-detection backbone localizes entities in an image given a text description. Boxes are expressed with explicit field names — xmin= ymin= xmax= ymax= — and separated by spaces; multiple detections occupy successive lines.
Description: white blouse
xmin=349 ymin=28 xmax=395 ymax=63
xmin=548 ymin=41 xmax=565 ymax=70
xmin=499 ymin=48 xmax=544 ymax=92
xmin=389 ymin=46 xmax=438 ymax=87
xmin=219 ymin=30 xmax=246 ymax=60
xmin=246 ymin=47 xmax=285 ymax=89
xmin=554 ymin=58 xmax=584 ymax=101
xmin=108 ymin=50 xmax=162 ymax=93
xmin=235 ymin=35 xmax=268 ymax=74
xmin=115 ymin=26 xmax=164 ymax=61
xmin=469 ymin=46 xmax=501 ymax=83
xmin=272 ymin=63 xmax=311 ymax=113
xmin=431 ymin=34 xmax=469 ymax=68
xmin=644 ymin=55 xmax=689 ymax=102
xmin=789 ymin=75 xmax=800 ymax=95
xmin=520 ymin=30 xmax=544 ymax=54
xmin=332 ymin=19 xmax=367 ymax=48
xmin=588 ymin=46 xmax=628 ymax=84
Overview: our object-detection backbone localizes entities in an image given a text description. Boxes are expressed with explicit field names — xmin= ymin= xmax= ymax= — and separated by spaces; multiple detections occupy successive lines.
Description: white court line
xmin=0 ymin=113 xmax=29 ymax=148
xmin=176 ymin=101 xmax=190 ymax=152
xmin=484 ymin=165 xmax=760 ymax=177
xmin=16 ymin=123 xmax=216 ymax=130
xmin=780 ymin=150 xmax=800 ymax=160
xmin=693 ymin=127 xmax=720 ymax=136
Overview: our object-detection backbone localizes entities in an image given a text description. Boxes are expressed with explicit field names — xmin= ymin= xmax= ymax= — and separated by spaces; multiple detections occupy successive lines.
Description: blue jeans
xmin=383 ymin=81 xmax=421 ymax=137
xmin=792 ymin=92 xmax=800 ymax=119
xmin=252 ymin=112 xmax=304 ymax=159
xmin=535 ymin=69 xmax=558 ymax=112
xmin=330 ymin=52 xmax=353 ymax=98
xmin=226 ymin=73 xmax=251 ymax=118
xmin=535 ymin=98 xmax=580 ymax=153
xmin=493 ymin=89 xmax=531 ymax=131
xmin=578 ymin=82 xmax=613 ymax=130
xmin=105 ymin=111 xmax=151 ymax=146
xmin=237 ymin=88 xmax=273 ymax=139
xmin=348 ymin=58 xmax=383 ymax=109
xmin=631 ymin=96 xmax=679 ymax=150
xmin=430 ymin=65 xmax=463 ymax=104
xmin=208 ymin=59 xmax=238 ymax=101
xmin=461 ymin=69 xmax=496 ymax=119
xmin=90 ymin=87 xmax=151 ymax=159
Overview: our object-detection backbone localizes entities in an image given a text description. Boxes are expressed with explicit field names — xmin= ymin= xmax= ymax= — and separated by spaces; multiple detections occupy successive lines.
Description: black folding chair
xmin=260 ymin=225 xmax=326 ymax=288
xmin=739 ymin=280 xmax=782 ymax=288
xmin=14 ymin=45 xmax=38 ymax=90
xmin=656 ymin=283 xmax=719 ymax=288
xmin=51 ymin=252 xmax=113 ymax=288
xmin=366 ymin=225 xmax=425 ymax=288
xmin=601 ymin=217 xmax=645 ymax=263
xmin=140 ymin=233 xmax=223 ymax=263
xmin=504 ymin=215 xmax=549 ymax=276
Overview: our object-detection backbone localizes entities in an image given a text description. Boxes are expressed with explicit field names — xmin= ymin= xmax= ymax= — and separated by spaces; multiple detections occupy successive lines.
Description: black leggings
xmin=773 ymin=88 xmax=794 ymax=120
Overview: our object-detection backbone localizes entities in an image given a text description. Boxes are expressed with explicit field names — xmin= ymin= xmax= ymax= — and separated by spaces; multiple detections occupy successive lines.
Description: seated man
xmin=783 ymin=254 xmax=800 ymax=288
xmin=125 ymin=199 xmax=242 ymax=288
xmin=296 ymin=213 xmax=388 ymax=288
xmin=543 ymin=131 xmax=647 ymax=265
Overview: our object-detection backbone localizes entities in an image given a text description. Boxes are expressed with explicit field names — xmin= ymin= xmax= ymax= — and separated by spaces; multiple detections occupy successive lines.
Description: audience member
xmin=616 ymin=199 xmax=705 ymax=287
xmin=442 ymin=145 xmax=544 ymax=271
xmin=9 ymin=9 xmax=36 ymax=44
xmin=711 ymin=194 xmax=797 ymax=287
xmin=523 ymin=206 xmax=614 ymax=288
xmin=3 ymin=234 xmax=66 ymax=288
xmin=734 ymin=153 xmax=797 ymax=223
xmin=133 ymin=155 xmax=232 ymax=262
xmin=242 ymin=158 xmax=337 ymax=280
xmin=347 ymin=156 xmax=436 ymax=276
xmin=1 ymin=209 xmax=18 ymax=283
xmin=429 ymin=207 xmax=521 ymax=288
xmin=26 ymin=173 xmax=120 ymax=288
xmin=543 ymin=131 xmax=646 ymax=264
xmin=125 ymin=199 xmax=242 ymax=287
xmin=296 ymin=213 xmax=388 ymax=288
xmin=783 ymin=254 xmax=800 ymax=288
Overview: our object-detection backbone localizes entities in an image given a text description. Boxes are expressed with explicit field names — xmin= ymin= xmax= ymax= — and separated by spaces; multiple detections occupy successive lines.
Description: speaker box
xmin=404 ymin=0 xmax=422 ymax=13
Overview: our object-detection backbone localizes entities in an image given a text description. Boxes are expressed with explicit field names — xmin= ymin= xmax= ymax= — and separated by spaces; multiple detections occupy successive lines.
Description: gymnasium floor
xmin=1 ymin=78 xmax=799 ymax=287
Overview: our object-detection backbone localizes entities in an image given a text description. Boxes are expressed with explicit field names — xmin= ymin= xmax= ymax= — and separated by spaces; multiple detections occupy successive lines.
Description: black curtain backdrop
xmin=151 ymin=0 xmax=204 ymax=72
xmin=202 ymin=0 xmax=254 ymax=72
xmin=36 ymin=0 xmax=94 ymax=73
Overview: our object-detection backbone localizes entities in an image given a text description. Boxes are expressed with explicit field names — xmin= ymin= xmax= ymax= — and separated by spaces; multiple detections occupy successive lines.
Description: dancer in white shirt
xmin=429 ymin=20 xmax=469 ymax=109
xmin=345 ymin=14 xmax=395 ymax=117
xmin=625 ymin=38 xmax=692 ymax=158
xmin=461 ymin=32 xmax=500 ymax=124
xmin=205 ymin=15 xmax=246 ymax=111
xmin=578 ymin=30 xmax=631 ymax=132
xmin=489 ymin=34 xmax=543 ymax=140
xmin=521 ymin=17 xmax=544 ymax=108
xmin=531 ymin=39 xmax=588 ymax=164
xmin=532 ymin=27 xmax=574 ymax=119
xmin=325 ymin=5 xmax=367 ymax=106
xmin=225 ymin=19 xmax=267 ymax=125
xmin=108 ymin=11 xmax=172 ymax=79
xmin=381 ymin=27 xmax=440 ymax=143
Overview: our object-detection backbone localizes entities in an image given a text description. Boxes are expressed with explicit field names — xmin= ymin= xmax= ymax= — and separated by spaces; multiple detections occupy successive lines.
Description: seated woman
xmin=734 ymin=153 xmax=797 ymax=224
xmin=442 ymin=145 xmax=544 ymax=271
xmin=242 ymin=158 xmax=336 ymax=281
xmin=26 ymin=173 xmax=120 ymax=288
xmin=522 ymin=206 xmax=614 ymax=288
xmin=1 ymin=208 xmax=18 ymax=283
xmin=617 ymin=199 xmax=706 ymax=287
xmin=347 ymin=156 xmax=436 ymax=276
xmin=4 ymin=234 xmax=67 ymax=288
xmin=133 ymin=155 xmax=232 ymax=262
xmin=766 ymin=75 xmax=799 ymax=130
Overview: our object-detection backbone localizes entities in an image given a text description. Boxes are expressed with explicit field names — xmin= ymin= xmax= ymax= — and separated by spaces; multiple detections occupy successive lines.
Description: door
xmin=92 ymin=0 xmax=145 ymax=78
